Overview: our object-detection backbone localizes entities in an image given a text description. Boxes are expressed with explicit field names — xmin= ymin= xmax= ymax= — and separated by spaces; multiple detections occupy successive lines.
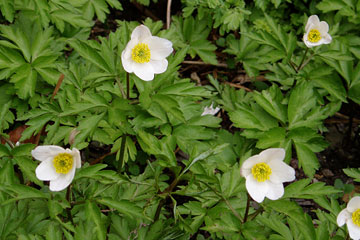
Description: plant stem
xmin=298 ymin=52 xmax=315 ymax=71
xmin=66 ymin=185 xmax=74 ymax=224
xmin=117 ymin=73 xmax=130 ymax=172
xmin=118 ymin=134 xmax=126 ymax=172
xmin=200 ymin=180 xmax=243 ymax=222
xmin=126 ymin=72 xmax=130 ymax=99
xmin=289 ymin=61 xmax=298 ymax=73
xmin=297 ymin=48 xmax=308 ymax=72
xmin=243 ymin=193 xmax=251 ymax=223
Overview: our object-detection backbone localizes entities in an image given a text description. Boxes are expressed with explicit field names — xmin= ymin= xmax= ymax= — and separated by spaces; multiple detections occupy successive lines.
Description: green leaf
xmin=313 ymin=74 xmax=347 ymax=102
xmin=266 ymin=200 xmax=316 ymax=240
xmin=11 ymin=143 xmax=35 ymax=157
xmin=97 ymin=198 xmax=146 ymax=220
xmin=256 ymin=127 xmax=286 ymax=149
xmin=14 ymin=156 xmax=43 ymax=186
xmin=68 ymin=39 xmax=112 ymax=73
xmin=85 ymin=201 xmax=106 ymax=240
xmin=229 ymin=103 xmax=278 ymax=131
xmin=253 ymin=85 xmax=287 ymax=123
xmin=0 ymin=0 xmax=14 ymax=22
xmin=182 ymin=143 xmax=228 ymax=175
xmin=283 ymin=179 xmax=341 ymax=199
xmin=288 ymin=81 xmax=316 ymax=129
xmin=0 ymin=144 xmax=11 ymax=157
xmin=257 ymin=214 xmax=293 ymax=240
xmin=343 ymin=168 xmax=360 ymax=182
xmin=293 ymin=142 xmax=319 ymax=178
xmin=74 ymin=164 xmax=107 ymax=180
xmin=2 ymin=184 xmax=48 ymax=205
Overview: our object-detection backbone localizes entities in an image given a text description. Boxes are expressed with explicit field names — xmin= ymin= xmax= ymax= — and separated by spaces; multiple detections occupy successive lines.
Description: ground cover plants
xmin=1 ymin=0 xmax=360 ymax=239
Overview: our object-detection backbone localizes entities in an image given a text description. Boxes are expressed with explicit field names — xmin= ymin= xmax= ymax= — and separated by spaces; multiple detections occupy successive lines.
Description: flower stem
xmin=126 ymin=72 xmax=130 ymax=99
xmin=118 ymin=73 xmax=130 ymax=172
xmin=297 ymin=48 xmax=308 ymax=72
xmin=298 ymin=52 xmax=315 ymax=71
xmin=200 ymin=180 xmax=243 ymax=222
xmin=118 ymin=134 xmax=126 ymax=172
xmin=66 ymin=184 xmax=74 ymax=224
xmin=243 ymin=193 xmax=251 ymax=223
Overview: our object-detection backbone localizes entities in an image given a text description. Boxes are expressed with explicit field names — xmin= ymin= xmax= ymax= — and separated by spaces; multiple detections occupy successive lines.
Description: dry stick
xmin=166 ymin=0 xmax=172 ymax=29
xmin=182 ymin=60 xmax=228 ymax=68
xmin=35 ymin=74 xmax=65 ymax=146
xmin=51 ymin=74 xmax=65 ymax=100
xmin=225 ymin=82 xmax=252 ymax=92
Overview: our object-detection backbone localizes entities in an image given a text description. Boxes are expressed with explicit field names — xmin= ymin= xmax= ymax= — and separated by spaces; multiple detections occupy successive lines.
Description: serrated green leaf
xmin=97 ymin=198 xmax=146 ymax=220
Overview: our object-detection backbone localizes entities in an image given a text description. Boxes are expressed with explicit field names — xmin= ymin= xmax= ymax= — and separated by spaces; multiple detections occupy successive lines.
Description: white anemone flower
xmin=121 ymin=25 xmax=173 ymax=81
xmin=32 ymin=145 xmax=81 ymax=191
xmin=337 ymin=196 xmax=360 ymax=240
xmin=303 ymin=15 xmax=332 ymax=48
xmin=240 ymin=148 xmax=295 ymax=203
xmin=201 ymin=103 xmax=220 ymax=116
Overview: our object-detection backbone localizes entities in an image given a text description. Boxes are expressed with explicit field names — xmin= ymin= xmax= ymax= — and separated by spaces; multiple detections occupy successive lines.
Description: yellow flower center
xmin=307 ymin=29 xmax=321 ymax=43
xmin=53 ymin=153 xmax=73 ymax=174
xmin=131 ymin=43 xmax=151 ymax=63
xmin=251 ymin=163 xmax=272 ymax=182
xmin=352 ymin=209 xmax=360 ymax=227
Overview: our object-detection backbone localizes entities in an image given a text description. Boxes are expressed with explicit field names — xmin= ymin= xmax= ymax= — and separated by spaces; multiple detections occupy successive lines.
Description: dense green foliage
xmin=0 ymin=0 xmax=360 ymax=239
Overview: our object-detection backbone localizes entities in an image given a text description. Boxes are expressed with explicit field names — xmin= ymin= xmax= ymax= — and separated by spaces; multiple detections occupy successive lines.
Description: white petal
xmin=241 ymin=154 xmax=264 ymax=173
xmin=49 ymin=166 xmax=76 ymax=191
xmin=131 ymin=25 xmax=152 ymax=42
xmin=145 ymin=36 xmax=173 ymax=60
xmin=305 ymin=15 xmax=320 ymax=32
xmin=246 ymin=175 xmax=268 ymax=203
xmin=201 ymin=103 xmax=220 ymax=116
xmin=347 ymin=219 xmax=360 ymax=240
xmin=259 ymin=148 xmax=285 ymax=163
xmin=121 ymin=49 xmax=134 ymax=73
xmin=265 ymin=182 xmax=284 ymax=200
xmin=35 ymin=158 xmax=59 ymax=181
xmin=321 ymin=33 xmax=332 ymax=44
xmin=71 ymin=148 xmax=82 ymax=168
xmin=122 ymin=39 xmax=137 ymax=61
xmin=347 ymin=197 xmax=360 ymax=212
xmin=268 ymin=160 xmax=295 ymax=184
xmin=149 ymin=59 xmax=168 ymax=74
xmin=132 ymin=62 xmax=154 ymax=81
xmin=31 ymin=145 xmax=65 ymax=161
xmin=318 ymin=21 xmax=329 ymax=33
xmin=337 ymin=209 xmax=351 ymax=227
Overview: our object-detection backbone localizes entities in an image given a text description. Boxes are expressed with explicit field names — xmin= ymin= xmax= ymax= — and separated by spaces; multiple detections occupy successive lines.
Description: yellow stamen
xmin=352 ymin=209 xmax=360 ymax=227
xmin=131 ymin=43 xmax=151 ymax=63
xmin=307 ymin=29 xmax=321 ymax=43
xmin=251 ymin=163 xmax=272 ymax=182
xmin=53 ymin=153 xmax=73 ymax=174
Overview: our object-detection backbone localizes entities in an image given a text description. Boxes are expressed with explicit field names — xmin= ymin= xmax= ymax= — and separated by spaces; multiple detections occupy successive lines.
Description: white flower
xmin=337 ymin=196 xmax=360 ymax=240
xmin=303 ymin=15 xmax=332 ymax=48
xmin=121 ymin=25 xmax=173 ymax=81
xmin=240 ymin=148 xmax=295 ymax=203
xmin=32 ymin=145 xmax=81 ymax=191
xmin=201 ymin=103 xmax=220 ymax=116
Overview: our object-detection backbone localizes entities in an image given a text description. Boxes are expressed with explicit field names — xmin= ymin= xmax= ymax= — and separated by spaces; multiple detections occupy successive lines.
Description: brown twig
xmin=166 ymin=0 xmax=172 ymax=29
xmin=90 ymin=151 xmax=114 ymax=165
xmin=225 ymin=82 xmax=252 ymax=92
xmin=182 ymin=60 xmax=228 ymax=68
xmin=51 ymin=74 xmax=65 ymax=101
